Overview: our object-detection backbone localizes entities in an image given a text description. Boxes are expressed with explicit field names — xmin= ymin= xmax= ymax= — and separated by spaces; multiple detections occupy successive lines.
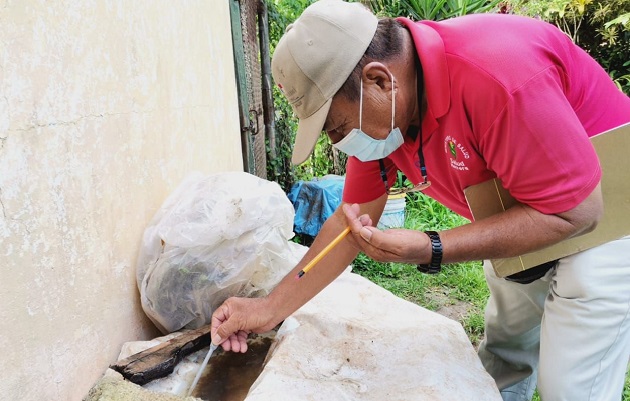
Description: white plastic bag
xmin=136 ymin=172 xmax=306 ymax=333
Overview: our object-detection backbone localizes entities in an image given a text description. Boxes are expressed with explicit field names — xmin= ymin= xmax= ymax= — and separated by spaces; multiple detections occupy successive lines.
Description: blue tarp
xmin=287 ymin=175 xmax=345 ymax=237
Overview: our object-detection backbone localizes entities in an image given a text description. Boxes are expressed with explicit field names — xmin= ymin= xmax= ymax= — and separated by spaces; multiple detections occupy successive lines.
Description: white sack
xmin=245 ymin=271 xmax=502 ymax=401
xmin=136 ymin=172 xmax=304 ymax=333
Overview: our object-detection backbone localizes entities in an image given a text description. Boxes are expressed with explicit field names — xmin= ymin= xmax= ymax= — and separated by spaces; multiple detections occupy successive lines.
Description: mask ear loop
xmin=379 ymin=73 xmax=397 ymax=194
xmin=379 ymin=68 xmax=431 ymax=194
xmin=414 ymin=56 xmax=430 ymax=189
xmin=390 ymin=73 xmax=396 ymax=131
xmin=359 ymin=78 xmax=363 ymax=131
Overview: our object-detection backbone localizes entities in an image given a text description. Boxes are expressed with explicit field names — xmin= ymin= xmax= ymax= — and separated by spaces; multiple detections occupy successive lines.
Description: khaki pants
xmin=478 ymin=235 xmax=630 ymax=401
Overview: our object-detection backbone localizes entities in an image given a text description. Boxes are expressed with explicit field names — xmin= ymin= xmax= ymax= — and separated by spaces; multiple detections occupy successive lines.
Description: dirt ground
xmin=426 ymin=290 xmax=473 ymax=321
xmin=425 ymin=289 xmax=484 ymax=350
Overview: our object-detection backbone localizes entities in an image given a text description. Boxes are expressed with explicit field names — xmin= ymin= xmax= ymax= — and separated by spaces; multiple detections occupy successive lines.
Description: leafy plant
xmin=605 ymin=11 xmax=630 ymax=28
xmin=367 ymin=0 xmax=502 ymax=20
xmin=267 ymin=101 xmax=297 ymax=191
xmin=294 ymin=135 xmax=348 ymax=182
xmin=506 ymin=0 xmax=593 ymax=42
xmin=506 ymin=0 xmax=630 ymax=95
xmin=267 ymin=0 xmax=349 ymax=188
xmin=602 ymin=11 xmax=630 ymax=93
xmin=405 ymin=192 xmax=471 ymax=231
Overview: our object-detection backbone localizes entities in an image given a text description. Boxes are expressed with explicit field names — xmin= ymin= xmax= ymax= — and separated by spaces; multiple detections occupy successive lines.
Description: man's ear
xmin=362 ymin=62 xmax=394 ymax=91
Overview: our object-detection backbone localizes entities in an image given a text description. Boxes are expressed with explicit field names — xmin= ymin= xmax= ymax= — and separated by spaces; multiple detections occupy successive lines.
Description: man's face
xmin=323 ymin=93 xmax=388 ymax=144
xmin=323 ymin=76 xmax=415 ymax=145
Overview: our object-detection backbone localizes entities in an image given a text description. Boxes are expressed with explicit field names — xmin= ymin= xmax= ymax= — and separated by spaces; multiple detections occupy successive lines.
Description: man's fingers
xmin=361 ymin=225 xmax=404 ymax=248
xmin=358 ymin=214 xmax=372 ymax=226
xmin=228 ymin=333 xmax=241 ymax=352
xmin=349 ymin=203 xmax=361 ymax=215
xmin=237 ymin=331 xmax=249 ymax=353
xmin=343 ymin=204 xmax=376 ymax=247
xmin=211 ymin=299 xmax=245 ymax=347
xmin=217 ymin=321 xmax=235 ymax=344
xmin=359 ymin=229 xmax=409 ymax=262
xmin=221 ymin=336 xmax=232 ymax=352
xmin=359 ymin=226 xmax=376 ymax=243
xmin=342 ymin=204 xmax=363 ymax=231
xmin=342 ymin=203 xmax=353 ymax=217
xmin=211 ymin=303 xmax=230 ymax=345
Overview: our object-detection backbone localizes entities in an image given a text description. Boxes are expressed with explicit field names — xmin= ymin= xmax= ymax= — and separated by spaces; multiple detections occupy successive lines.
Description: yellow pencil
xmin=296 ymin=227 xmax=351 ymax=279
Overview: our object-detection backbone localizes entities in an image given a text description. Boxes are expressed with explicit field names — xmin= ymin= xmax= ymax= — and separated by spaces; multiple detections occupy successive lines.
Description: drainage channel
xmin=189 ymin=334 xmax=274 ymax=401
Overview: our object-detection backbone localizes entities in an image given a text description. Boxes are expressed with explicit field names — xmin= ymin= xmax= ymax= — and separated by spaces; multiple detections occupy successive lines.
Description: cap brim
xmin=291 ymin=98 xmax=333 ymax=165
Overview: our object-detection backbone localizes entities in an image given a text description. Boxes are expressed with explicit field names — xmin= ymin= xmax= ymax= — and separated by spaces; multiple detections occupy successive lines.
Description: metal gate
xmin=230 ymin=0 xmax=270 ymax=179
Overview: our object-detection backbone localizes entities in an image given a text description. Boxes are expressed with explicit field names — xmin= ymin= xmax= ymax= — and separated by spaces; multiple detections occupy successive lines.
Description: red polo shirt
xmin=342 ymin=14 xmax=630 ymax=220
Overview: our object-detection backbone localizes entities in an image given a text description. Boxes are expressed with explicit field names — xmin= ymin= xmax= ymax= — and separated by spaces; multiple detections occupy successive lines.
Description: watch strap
xmin=417 ymin=230 xmax=443 ymax=274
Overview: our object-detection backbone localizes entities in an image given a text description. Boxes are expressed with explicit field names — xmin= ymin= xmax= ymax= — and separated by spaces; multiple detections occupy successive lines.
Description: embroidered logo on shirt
xmin=444 ymin=136 xmax=470 ymax=171
xmin=448 ymin=141 xmax=457 ymax=159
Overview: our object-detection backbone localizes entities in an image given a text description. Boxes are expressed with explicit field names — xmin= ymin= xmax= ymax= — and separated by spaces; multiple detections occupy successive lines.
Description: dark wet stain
xmin=192 ymin=336 xmax=273 ymax=401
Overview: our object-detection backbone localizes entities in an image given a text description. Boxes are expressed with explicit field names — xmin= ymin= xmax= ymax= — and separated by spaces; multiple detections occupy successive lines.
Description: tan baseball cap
xmin=271 ymin=0 xmax=378 ymax=165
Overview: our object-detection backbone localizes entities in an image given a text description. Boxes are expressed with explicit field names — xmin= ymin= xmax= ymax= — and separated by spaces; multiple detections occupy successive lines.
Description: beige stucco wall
xmin=0 ymin=1 xmax=243 ymax=400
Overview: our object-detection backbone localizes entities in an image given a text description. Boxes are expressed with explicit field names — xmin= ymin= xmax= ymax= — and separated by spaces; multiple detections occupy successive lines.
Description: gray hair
xmin=337 ymin=18 xmax=406 ymax=102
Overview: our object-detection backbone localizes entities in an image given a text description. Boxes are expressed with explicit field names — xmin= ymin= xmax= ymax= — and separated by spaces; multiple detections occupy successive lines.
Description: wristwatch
xmin=417 ymin=231 xmax=443 ymax=274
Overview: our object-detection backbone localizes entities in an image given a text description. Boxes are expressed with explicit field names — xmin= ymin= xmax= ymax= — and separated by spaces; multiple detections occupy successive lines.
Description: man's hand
xmin=211 ymin=297 xmax=278 ymax=353
xmin=342 ymin=203 xmax=431 ymax=264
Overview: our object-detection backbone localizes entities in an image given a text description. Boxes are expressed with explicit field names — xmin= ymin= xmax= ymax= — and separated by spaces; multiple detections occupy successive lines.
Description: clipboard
xmin=464 ymin=122 xmax=630 ymax=278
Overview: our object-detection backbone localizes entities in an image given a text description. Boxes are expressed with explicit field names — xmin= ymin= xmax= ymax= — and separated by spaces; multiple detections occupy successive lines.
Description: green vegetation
xmin=267 ymin=0 xmax=346 ymax=192
xmin=366 ymin=0 xmax=501 ymax=20
xmin=505 ymin=0 xmax=630 ymax=94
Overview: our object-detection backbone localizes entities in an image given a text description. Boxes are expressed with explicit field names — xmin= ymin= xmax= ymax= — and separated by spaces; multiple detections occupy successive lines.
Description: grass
xmin=351 ymin=192 xmax=630 ymax=400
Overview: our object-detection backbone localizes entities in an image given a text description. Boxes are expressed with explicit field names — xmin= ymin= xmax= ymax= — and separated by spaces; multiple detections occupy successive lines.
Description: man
xmin=211 ymin=1 xmax=630 ymax=400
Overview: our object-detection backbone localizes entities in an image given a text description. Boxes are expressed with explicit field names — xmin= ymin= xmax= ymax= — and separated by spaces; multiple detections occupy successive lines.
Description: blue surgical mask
xmin=333 ymin=73 xmax=404 ymax=162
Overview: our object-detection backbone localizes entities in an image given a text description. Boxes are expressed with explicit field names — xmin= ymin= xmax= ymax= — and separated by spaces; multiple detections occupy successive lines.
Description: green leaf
xmin=605 ymin=12 xmax=630 ymax=29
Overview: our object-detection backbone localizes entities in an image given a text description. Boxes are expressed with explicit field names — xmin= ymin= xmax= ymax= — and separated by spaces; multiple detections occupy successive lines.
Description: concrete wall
xmin=0 ymin=1 xmax=243 ymax=400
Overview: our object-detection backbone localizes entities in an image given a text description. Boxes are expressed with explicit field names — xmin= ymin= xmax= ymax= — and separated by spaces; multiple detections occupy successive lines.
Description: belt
xmin=504 ymin=259 xmax=558 ymax=284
